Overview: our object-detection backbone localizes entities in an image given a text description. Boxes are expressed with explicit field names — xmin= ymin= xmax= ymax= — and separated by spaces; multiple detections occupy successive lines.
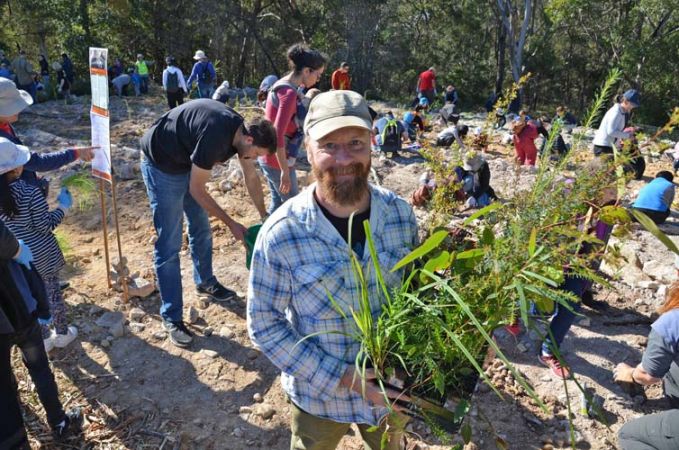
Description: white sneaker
xmin=53 ymin=326 xmax=78 ymax=348
xmin=44 ymin=334 xmax=55 ymax=353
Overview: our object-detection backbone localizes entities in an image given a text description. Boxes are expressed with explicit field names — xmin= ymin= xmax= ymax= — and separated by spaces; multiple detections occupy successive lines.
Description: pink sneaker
xmin=539 ymin=354 xmax=571 ymax=379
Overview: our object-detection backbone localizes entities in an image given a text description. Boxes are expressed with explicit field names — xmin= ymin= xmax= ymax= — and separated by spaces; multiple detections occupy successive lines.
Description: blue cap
xmin=403 ymin=112 xmax=415 ymax=124
xmin=623 ymin=89 xmax=640 ymax=107
xmin=419 ymin=97 xmax=429 ymax=106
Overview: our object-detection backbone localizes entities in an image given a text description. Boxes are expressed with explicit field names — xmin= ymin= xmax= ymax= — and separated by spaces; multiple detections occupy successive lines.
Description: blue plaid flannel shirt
xmin=247 ymin=183 xmax=418 ymax=425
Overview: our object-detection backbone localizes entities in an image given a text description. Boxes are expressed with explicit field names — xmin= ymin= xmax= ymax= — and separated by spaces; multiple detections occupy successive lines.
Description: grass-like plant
xmin=61 ymin=171 xmax=97 ymax=211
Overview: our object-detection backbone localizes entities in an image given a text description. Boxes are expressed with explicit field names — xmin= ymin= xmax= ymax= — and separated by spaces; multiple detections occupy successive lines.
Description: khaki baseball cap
xmin=0 ymin=78 xmax=33 ymax=117
xmin=304 ymin=90 xmax=372 ymax=141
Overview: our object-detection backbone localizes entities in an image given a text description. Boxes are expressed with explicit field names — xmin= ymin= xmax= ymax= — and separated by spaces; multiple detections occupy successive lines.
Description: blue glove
xmin=38 ymin=316 xmax=53 ymax=326
xmin=13 ymin=239 xmax=34 ymax=269
xmin=57 ymin=187 xmax=73 ymax=211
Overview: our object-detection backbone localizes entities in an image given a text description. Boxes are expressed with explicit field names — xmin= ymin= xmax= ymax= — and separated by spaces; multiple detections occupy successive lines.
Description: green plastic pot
xmin=245 ymin=224 xmax=262 ymax=269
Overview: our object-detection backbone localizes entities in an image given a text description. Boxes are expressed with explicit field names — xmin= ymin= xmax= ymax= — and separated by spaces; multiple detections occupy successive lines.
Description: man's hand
xmin=75 ymin=146 xmax=98 ymax=162
xmin=279 ymin=170 xmax=291 ymax=195
xmin=228 ymin=220 xmax=248 ymax=243
xmin=339 ymin=367 xmax=410 ymax=412
xmin=613 ymin=362 xmax=635 ymax=384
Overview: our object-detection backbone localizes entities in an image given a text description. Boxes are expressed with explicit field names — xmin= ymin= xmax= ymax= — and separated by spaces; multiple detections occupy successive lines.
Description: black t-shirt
xmin=140 ymin=99 xmax=243 ymax=174
xmin=316 ymin=195 xmax=371 ymax=256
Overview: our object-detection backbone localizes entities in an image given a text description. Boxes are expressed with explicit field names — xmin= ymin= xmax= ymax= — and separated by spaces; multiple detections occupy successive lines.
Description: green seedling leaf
xmin=455 ymin=248 xmax=485 ymax=260
xmin=631 ymin=209 xmax=679 ymax=255
xmin=599 ymin=205 xmax=631 ymax=225
xmin=480 ymin=226 xmax=495 ymax=246
xmin=461 ymin=422 xmax=472 ymax=444
xmin=463 ymin=202 xmax=503 ymax=225
xmin=420 ymin=251 xmax=452 ymax=283
xmin=528 ymin=227 xmax=537 ymax=256
xmin=391 ymin=229 xmax=448 ymax=272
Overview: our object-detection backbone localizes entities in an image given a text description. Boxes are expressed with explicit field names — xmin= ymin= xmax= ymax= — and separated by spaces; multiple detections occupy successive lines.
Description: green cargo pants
xmin=289 ymin=401 xmax=407 ymax=450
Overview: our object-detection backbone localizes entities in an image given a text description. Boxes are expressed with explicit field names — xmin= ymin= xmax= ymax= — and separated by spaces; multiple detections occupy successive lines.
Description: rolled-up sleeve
xmin=641 ymin=329 xmax=676 ymax=378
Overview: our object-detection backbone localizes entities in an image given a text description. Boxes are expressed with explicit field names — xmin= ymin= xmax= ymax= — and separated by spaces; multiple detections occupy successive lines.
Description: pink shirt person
xmin=513 ymin=121 xmax=539 ymax=166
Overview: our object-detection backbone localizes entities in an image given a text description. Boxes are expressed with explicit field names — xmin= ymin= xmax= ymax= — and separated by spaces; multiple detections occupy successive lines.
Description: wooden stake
xmin=110 ymin=172 xmax=128 ymax=303
xmin=99 ymin=178 xmax=112 ymax=289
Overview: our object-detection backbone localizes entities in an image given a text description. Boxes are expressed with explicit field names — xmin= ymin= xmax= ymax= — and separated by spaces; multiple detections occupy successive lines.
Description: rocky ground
xmin=11 ymin=90 xmax=678 ymax=450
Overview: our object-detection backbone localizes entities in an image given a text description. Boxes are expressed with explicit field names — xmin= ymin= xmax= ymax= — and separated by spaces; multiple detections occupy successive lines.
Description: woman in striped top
xmin=0 ymin=137 xmax=77 ymax=350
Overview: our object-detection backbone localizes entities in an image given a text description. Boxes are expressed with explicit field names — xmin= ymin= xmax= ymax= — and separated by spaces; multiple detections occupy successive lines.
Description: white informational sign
xmin=90 ymin=112 xmax=111 ymax=180
xmin=89 ymin=47 xmax=112 ymax=182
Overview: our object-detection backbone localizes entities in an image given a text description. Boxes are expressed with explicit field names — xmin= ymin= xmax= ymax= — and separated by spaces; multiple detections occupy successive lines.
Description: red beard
xmin=313 ymin=162 xmax=370 ymax=205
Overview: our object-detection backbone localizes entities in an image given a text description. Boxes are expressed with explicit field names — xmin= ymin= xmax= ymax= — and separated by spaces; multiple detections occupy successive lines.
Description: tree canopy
xmin=1 ymin=0 xmax=677 ymax=124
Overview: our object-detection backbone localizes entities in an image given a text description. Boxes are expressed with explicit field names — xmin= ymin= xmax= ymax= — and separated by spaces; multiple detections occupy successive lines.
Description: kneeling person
xmin=632 ymin=171 xmax=675 ymax=224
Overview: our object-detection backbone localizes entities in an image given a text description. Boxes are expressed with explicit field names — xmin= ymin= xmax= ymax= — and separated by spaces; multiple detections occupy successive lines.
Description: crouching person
xmin=248 ymin=90 xmax=417 ymax=449
xmin=631 ymin=171 xmax=675 ymax=225
xmin=454 ymin=151 xmax=497 ymax=209
xmin=615 ymin=279 xmax=679 ymax=450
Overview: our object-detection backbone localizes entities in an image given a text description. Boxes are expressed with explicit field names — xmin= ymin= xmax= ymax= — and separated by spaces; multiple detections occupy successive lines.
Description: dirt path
xmin=11 ymin=94 xmax=678 ymax=449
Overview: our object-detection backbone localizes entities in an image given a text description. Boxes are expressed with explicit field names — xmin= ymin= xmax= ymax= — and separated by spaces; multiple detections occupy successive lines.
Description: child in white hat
xmin=0 ymin=137 xmax=77 ymax=350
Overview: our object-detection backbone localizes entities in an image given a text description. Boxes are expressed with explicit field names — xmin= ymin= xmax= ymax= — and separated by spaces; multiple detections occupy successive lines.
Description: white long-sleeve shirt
xmin=162 ymin=66 xmax=188 ymax=93
xmin=593 ymin=103 xmax=630 ymax=148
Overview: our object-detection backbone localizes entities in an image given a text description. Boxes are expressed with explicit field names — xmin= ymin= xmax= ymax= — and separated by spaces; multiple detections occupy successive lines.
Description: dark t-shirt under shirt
xmin=316 ymin=194 xmax=371 ymax=256
xmin=140 ymin=99 xmax=243 ymax=174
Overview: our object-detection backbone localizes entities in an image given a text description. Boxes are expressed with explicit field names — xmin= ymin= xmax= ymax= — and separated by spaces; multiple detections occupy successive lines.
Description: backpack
xmin=166 ymin=71 xmax=179 ymax=93
xmin=381 ymin=119 xmax=401 ymax=152
xmin=268 ymin=80 xmax=306 ymax=130
xmin=198 ymin=62 xmax=213 ymax=84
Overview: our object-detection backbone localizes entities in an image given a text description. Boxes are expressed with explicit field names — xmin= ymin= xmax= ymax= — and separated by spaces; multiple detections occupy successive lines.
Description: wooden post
xmin=99 ymin=178 xmax=112 ymax=289
xmin=110 ymin=172 xmax=128 ymax=302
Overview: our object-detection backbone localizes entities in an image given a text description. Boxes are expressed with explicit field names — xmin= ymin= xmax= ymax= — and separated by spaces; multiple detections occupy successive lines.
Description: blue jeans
xmin=140 ymin=74 xmax=149 ymax=94
xmin=141 ymin=159 xmax=216 ymax=322
xmin=541 ymin=275 xmax=586 ymax=355
xmin=197 ymin=82 xmax=214 ymax=99
xmin=259 ymin=162 xmax=299 ymax=215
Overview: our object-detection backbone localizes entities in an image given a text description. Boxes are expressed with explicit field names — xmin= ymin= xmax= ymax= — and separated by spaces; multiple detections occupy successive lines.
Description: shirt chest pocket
xmin=292 ymin=260 xmax=353 ymax=319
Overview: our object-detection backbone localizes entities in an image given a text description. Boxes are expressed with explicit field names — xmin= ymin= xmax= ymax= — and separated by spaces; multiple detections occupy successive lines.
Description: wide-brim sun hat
xmin=193 ymin=50 xmax=207 ymax=60
xmin=0 ymin=79 xmax=33 ymax=117
xmin=0 ymin=137 xmax=31 ymax=175
xmin=304 ymin=90 xmax=373 ymax=141
xmin=463 ymin=152 xmax=484 ymax=171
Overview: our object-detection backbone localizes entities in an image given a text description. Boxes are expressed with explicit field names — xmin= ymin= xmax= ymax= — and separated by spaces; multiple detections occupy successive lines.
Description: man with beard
xmin=247 ymin=90 xmax=418 ymax=449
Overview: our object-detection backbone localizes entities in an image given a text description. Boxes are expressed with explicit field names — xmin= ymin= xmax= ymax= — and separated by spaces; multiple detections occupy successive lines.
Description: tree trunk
xmin=495 ymin=17 xmax=506 ymax=95
xmin=236 ymin=32 xmax=249 ymax=88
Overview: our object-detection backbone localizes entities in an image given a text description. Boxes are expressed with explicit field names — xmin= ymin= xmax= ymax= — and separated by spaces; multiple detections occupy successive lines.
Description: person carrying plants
xmin=593 ymin=89 xmax=640 ymax=157
xmin=614 ymin=275 xmax=679 ymax=450
xmin=631 ymin=171 xmax=675 ymax=225
xmin=0 ymin=79 xmax=95 ymax=198
xmin=0 ymin=219 xmax=82 ymax=448
xmin=248 ymin=90 xmax=418 ymax=450
xmin=140 ymin=99 xmax=275 ymax=347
